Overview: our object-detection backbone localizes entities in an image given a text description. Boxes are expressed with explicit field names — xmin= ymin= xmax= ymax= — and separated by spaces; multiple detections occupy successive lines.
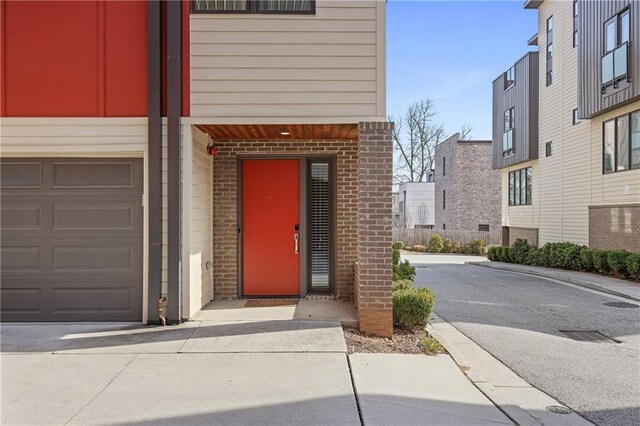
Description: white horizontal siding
xmin=189 ymin=0 xmax=385 ymax=123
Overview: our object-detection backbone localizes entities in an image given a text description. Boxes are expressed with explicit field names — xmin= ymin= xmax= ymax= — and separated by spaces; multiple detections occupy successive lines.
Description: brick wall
xmin=508 ymin=226 xmax=539 ymax=247
xmin=211 ymin=139 xmax=359 ymax=300
xmin=356 ymin=122 xmax=393 ymax=338
xmin=435 ymin=133 xmax=501 ymax=233
xmin=456 ymin=142 xmax=502 ymax=232
xmin=434 ymin=134 xmax=458 ymax=230
xmin=589 ymin=204 xmax=640 ymax=253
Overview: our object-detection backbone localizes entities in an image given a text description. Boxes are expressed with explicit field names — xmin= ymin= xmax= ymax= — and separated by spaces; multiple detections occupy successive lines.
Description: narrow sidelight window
xmin=546 ymin=16 xmax=553 ymax=86
xmin=573 ymin=109 xmax=581 ymax=125
xmin=443 ymin=157 xmax=446 ymax=176
xmin=573 ymin=0 xmax=578 ymax=47
xmin=309 ymin=161 xmax=331 ymax=291
xmin=603 ymin=119 xmax=615 ymax=173
xmin=546 ymin=142 xmax=553 ymax=157
xmin=617 ymin=116 xmax=629 ymax=171
xmin=443 ymin=190 xmax=446 ymax=209
xmin=632 ymin=111 xmax=640 ymax=170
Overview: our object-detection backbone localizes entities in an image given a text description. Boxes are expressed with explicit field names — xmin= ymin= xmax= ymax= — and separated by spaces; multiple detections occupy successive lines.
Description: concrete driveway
xmin=1 ymin=304 xmax=513 ymax=425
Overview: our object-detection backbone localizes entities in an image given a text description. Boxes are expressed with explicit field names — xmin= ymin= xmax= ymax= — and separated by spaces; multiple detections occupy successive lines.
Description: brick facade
xmin=356 ymin=122 xmax=393 ymax=338
xmin=589 ymin=204 xmax=640 ymax=253
xmin=508 ymin=226 xmax=539 ymax=247
xmin=435 ymin=133 xmax=502 ymax=232
xmin=211 ymin=139 xmax=359 ymax=301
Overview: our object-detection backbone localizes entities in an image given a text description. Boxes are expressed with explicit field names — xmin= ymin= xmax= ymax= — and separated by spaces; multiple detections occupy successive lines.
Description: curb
xmin=427 ymin=315 xmax=592 ymax=426
xmin=467 ymin=262 xmax=640 ymax=303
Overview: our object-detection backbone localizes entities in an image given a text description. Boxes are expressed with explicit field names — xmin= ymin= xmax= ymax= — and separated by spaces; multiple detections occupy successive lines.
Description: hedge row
xmin=487 ymin=239 xmax=640 ymax=281
xmin=397 ymin=234 xmax=486 ymax=255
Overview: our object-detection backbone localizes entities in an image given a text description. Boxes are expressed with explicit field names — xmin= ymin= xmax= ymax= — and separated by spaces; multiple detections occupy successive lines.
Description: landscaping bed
xmin=343 ymin=326 xmax=444 ymax=355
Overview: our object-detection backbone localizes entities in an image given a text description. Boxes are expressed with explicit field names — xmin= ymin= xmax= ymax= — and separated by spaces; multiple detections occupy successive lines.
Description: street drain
xmin=559 ymin=330 xmax=620 ymax=343
xmin=604 ymin=301 xmax=639 ymax=308
xmin=546 ymin=405 xmax=572 ymax=415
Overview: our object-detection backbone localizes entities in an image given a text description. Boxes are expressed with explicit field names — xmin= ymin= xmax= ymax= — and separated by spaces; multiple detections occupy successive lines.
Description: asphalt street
xmin=414 ymin=260 xmax=640 ymax=426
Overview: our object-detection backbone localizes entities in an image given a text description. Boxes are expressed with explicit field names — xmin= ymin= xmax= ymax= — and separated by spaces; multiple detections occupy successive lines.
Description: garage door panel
xmin=52 ymin=161 xmax=137 ymax=189
xmin=1 ymin=205 xmax=42 ymax=230
xmin=0 ymin=162 xmax=43 ymax=188
xmin=53 ymin=246 xmax=134 ymax=272
xmin=53 ymin=204 xmax=135 ymax=230
xmin=1 ymin=246 xmax=42 ymax=271
xmin=0 ymin=158 xmax=143 ymax=322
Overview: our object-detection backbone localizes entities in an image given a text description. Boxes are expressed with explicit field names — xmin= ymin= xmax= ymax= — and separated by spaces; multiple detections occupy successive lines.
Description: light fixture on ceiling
xmin=280 ymin=131 xmax=290 ymax=136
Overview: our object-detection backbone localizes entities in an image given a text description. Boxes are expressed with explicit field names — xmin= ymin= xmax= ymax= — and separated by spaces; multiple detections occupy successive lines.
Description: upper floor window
xmin=504 ymin=65 xmax=516 ymax=91
xmin=503 ymin=107 xmax=515 ymax=155
xmin=191 ymin=0 xmax=315 ymax=14
xmin=573 ymin=0 xmax=578 ymax=47
xmin=602 ymin=8 xmax=630 ymax=90
xmin=604 ymin=110 xmax=640 ymax=173
xmin=442 ymin=157 xmax=446 ymax=176
xmin=546 ymin=16 xmax=554 ymax=86
xmin=545 ymin=141 xmax=553 ymax=157
xmin=509 ymin=167 xmax=532 ymax=206
xmin=572 ymin=108 xmax=581 ymax=125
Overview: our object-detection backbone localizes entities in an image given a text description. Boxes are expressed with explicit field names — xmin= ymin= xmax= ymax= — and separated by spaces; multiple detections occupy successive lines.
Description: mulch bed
xmin=343 ymin=326 xmax=445 ymax=355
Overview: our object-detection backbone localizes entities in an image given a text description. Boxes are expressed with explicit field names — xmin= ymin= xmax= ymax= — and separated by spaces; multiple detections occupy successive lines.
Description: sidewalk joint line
xmin=64 ymin=354 xmax=138 ymax=425
xmin=346 ymin=354 xmax=364 ymax=426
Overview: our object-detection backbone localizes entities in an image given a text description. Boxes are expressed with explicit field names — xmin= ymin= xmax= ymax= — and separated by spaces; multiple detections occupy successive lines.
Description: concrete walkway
xmin=1 ymin=304 xmax=512 ymax=425
xmin=470 ymin=261 xmax=640 ymax=301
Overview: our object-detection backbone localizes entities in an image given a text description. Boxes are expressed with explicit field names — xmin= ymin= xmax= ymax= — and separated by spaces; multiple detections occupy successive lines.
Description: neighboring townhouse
xmin=434 ymin=133 xmax=502 ymax=233
xmin=494 ymin=0 xmax=640 ymax=252
xmin=0 ymin=1 xmax=393 ymax=336
xmin=397 ymin=173 xmax=436 ymax=229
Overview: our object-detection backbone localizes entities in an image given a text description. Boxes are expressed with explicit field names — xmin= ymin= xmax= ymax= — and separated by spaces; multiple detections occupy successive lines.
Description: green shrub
xmin=393 ymin=241 xmax=405 ymax=250
xmin=441 ymin=238 xmax=454 ymax=253
xmin=392 ymin=279 xmax=414 ymax=292
xmin=393 ymin=247 xmax=416 ymax=281
xmin=560 ymin=244 xmax=585 ymax=270
xmin=499 ymin=246 xmax=512 ymax=263
xmin=525 ymin=247 xmax=542 ymax=265
xmin=427 ymin=234 xmax=444 ymax=253
xmin=607 ymin=251 xmax=632 ymax=278
xmin=580 ymin=248 xmax=595 ymax=272
xmin=451 ymin=241 xmax=461 ymax=254
xmin=510 ymin=239 xmax=531 ymax=264
xmin=487 ymin=246 xmax=499 ymax=261
xmin=392 ymin=287 xmax=435 ymax=331
xmin=592 ymin=249 xmax=611 ymax=273
xmin=460 ymin=239 xmax=486 ymax=255
xmin=626 ymin=254 xmax=640 ymax=280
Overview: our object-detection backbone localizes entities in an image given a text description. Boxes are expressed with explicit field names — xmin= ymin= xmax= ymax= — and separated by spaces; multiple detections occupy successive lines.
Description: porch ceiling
xmin=196 ymin=124 xmax=358 ymax=141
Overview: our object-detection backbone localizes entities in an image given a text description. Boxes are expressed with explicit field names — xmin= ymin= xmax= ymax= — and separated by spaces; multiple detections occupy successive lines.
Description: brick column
xmin=356 ymin=121 xmax=393 ymax=338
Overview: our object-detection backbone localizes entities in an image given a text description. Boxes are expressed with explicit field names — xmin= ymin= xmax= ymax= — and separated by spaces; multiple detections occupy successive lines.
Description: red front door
xmin=241 ymin=159 xmax=300 ymax=296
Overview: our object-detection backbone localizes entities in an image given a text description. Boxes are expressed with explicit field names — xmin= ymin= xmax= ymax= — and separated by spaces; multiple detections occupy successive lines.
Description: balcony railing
xmin=602 ymin=42 xmax=629 ymax=89
xmin=502 ymin=129 xmax=514 ymax=156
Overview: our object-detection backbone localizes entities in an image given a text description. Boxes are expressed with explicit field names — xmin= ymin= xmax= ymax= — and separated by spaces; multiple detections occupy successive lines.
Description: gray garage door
xmin=1 ymin=158 xmax=143 ymax=322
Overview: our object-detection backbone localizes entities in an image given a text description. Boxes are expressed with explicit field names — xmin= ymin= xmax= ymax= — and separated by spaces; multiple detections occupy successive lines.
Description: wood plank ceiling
xmin=196 ymin=124 xmax=359 ymax=141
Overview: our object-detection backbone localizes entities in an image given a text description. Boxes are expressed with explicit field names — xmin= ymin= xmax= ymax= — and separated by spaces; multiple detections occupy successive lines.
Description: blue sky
xmin=387 ymin=0 xmax=538 ymax=139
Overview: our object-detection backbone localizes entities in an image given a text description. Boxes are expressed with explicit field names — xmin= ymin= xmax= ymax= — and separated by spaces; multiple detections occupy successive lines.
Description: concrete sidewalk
xmin=470 ymin=261 xmax=640 ymax=301
xmin=1 ymin=314 xmax=512 ymax=425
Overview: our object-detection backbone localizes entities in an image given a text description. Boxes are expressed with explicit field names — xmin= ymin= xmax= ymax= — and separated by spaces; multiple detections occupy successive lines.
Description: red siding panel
xmin=4 ymin=1 xmax=100 ymax=116
xmin=105 ymin=0 xmax=147 ymax=116
xmin=1 ymin=0 xmax=148 ymax=117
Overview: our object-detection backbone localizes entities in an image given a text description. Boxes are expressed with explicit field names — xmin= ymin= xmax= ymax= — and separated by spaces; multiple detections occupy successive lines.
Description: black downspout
xmin=147 ymin=0 xmax=162 ymax=324
xmin=166 ymin=0 xmax=182 ymax=323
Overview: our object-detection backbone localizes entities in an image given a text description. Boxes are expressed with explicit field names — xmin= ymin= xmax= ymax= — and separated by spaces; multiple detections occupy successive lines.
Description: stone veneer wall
xmin=589 ymin=204 xmax=640 ymax=253
xmin=434 ymin=134 xmax=458 ymax=230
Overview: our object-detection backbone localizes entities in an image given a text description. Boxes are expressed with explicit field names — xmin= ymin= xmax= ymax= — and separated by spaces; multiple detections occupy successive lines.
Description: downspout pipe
xmin=166 ymin=0 xmax=182 ymax=323
xmin=147 ymin=0 xmax=163 ymax=324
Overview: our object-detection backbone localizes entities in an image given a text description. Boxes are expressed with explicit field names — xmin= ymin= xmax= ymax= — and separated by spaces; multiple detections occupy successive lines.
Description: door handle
xmin=294 ymin=233 xmax=299 ymax=255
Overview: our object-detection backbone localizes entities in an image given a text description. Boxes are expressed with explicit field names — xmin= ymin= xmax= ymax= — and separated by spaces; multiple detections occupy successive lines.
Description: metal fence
xmin=393 ymin=228 xmax=502 ymax=247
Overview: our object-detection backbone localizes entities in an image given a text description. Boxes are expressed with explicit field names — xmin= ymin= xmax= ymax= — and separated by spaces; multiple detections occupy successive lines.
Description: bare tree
xmin=390 ymin=100 xmax=445 ymax=184
xmin=415 ymin=203 xmax=430 ymax=227
xmin=460 ymin=124 xmax=473 ymax=140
